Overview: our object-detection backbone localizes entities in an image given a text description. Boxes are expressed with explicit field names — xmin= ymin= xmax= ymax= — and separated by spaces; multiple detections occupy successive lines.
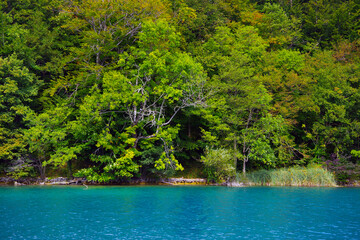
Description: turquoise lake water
xmin=0 ymin=186 xmax=359 ymax=239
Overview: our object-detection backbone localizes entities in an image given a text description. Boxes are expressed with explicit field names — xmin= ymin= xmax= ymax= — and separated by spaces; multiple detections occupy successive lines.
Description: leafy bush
xmin=6 ymin=157 xmax=35 ymax=179
xmin=200 ymin=148 xmax=235 ymax=182
xmin=325 ymin=154 xmax=360 ymax=184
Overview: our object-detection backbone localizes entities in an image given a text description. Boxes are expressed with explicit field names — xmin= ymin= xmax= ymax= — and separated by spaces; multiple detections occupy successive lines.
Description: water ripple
xmin=0 ymin=186 xmax=359 ymax=239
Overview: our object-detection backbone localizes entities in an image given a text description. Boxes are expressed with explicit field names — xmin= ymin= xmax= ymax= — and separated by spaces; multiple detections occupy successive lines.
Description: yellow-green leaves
xmin=103 ymin=149 xmax=139 ymax=178
xmin=138 ymin=20 xmax=181 ymax=52
xmin=155 ymin=152 xmax=184 ymax=171
xmin=50 ymin=19 xmax=206 ymax=181
xmin=61 ymin=0 xmax=171 ymax=67
xmin=257 ymin=3 xmax=300 ymax=49
xmin=351 ymin=150 xmax=360 ymax=158
xmin=48 ymin=145 xmax=83 ymax=167
xmin=201 ymin=148 xmax=236 ymax=182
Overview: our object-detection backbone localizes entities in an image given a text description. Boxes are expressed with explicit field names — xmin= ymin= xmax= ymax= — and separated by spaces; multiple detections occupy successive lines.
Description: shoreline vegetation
xmin=245 ymin=166 xmax=337 ymax=187
xmin=1 ymin=0 xmax=360 ymax=186
xmin=1 ymin=166 xmax=358 ymax=187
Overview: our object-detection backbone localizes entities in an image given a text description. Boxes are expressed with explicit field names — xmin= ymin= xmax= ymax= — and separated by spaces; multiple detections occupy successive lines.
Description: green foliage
xmin=274 ymin=49 xmax=305 ymax=73
xmin=177 ymin=0 xmax=259 ymax=44
xmin=60 ymin=0 xmax=171 ymax=69
xmin=1 ymin=0 xmax=360 ymax=181
xmin=74 ymin=149 xmax=140 ymax=182
xmin=74 ymin=167 xmax=115 ymax=183
xmin=102 ymin=149 xmax=139 ymax=178
xmin=29 ymin=18 xmax=205 ymax=181
xmin=22 ymin=105 xmax=74 ymax=178
xmin=242 ymin=113 xmax=298 ymax=170
xmin=0 ymin=0 xmax=71 ymax=80
xmin=301 ymin=0 xmax=359 ymax=50
xmin=302 ymin=51 xmax=360 ymax=160
xmin=247 ymin=166 xmax=336 ymax=186
xmin=261 ymin=48 xmax=313 ymax=122
xmin=6 ymin=157 xmax=35 ymax=180
xmin=325 ymin=154 xmax=360 ymax=184
xmin=199 ymin=24 xmax=268 ymax=153
xmin=257 ymin=3 xmax=300 ymax=48
xmin=200 ymin=148 xmax=235 ymax=182
xmin=0 ymin=55 xmax=40 ymax=162
xmin=351 ymin=150 xmax=360 ymax=158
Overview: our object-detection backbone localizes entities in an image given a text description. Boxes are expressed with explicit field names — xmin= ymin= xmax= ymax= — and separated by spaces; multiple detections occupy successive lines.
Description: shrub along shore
xmin=2 ymin=166 xmax=359 ymax=187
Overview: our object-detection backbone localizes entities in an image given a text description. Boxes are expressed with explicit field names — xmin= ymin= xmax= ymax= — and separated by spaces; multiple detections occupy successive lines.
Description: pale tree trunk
xmin=242 ymin=155 xmax=247 ymax=175
xmin=37 ymin=157 xmax=46 ymax=180
xmin=242 ymin=108 xmax=253 ymax=175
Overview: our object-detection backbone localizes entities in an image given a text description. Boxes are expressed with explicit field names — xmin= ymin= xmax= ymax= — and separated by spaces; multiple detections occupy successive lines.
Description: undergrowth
xmin=242 ymin=165 xmax=336 ymax=186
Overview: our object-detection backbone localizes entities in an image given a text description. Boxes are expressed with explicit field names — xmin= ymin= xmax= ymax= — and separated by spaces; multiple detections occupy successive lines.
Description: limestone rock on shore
xmin=0 ymin=177 xmax=86 ymax=185
xmin=162 ymin=178 xmax=207 ymax=185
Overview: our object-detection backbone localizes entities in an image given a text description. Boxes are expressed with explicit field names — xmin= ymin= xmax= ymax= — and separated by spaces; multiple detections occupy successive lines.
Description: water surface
xmin=0 ymin=186 xmax=359 ymax=239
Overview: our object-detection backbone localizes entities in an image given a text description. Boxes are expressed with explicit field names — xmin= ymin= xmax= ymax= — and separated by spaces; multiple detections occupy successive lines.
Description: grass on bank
xmin=239 ymin=165 xmax=336 ymax=187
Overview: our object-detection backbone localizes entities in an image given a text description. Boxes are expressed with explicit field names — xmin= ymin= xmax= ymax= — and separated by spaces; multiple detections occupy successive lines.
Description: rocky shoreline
xmin=0 ymin=177 xmax=211 ymax=186
xmin=0 ymin=177 xmax=87 ymax=186
xmin=1 ymin=176 xmax=359 ymax=187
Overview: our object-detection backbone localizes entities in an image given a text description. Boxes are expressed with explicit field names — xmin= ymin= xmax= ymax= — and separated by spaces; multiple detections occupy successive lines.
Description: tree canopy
xmin=1 ymin=0 xmax=360 ymax=183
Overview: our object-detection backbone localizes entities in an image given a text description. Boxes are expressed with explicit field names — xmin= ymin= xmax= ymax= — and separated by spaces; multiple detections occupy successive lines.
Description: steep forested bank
xmin=0 ymin=0 xmax=359 ymax=184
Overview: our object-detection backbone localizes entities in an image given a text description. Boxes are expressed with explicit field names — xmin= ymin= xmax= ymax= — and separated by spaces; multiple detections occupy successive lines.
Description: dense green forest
xmin=1 ymin=0 xmax=360 ymax=183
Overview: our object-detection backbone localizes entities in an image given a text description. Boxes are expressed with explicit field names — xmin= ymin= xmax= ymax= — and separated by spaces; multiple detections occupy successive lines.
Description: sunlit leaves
xmin=60 ymin=0 xmax=171 ymax=68
xmin=257 ymin=3 xmax=300 ymax=49
xmin=50 ymin=19 xmax=205 ymax=180
xmin=0 ymin=55 xmax=40 ymax=161
xmin=200 ymin=147 xmax=235 ymax=182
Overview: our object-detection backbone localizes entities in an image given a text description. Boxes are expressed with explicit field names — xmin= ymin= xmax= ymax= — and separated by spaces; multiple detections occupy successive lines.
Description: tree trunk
xmin=234 ymin=137 xmax=237 ymax=170
xmin=188 ymin=121 xmax=191 ymax=138
xmin=242 ymin=157 xmax=247 ymax=175
xmin=67 ymin=160 xmax=73 ymax=179
xmin=38 ymin=154 xmax=46 ymax=180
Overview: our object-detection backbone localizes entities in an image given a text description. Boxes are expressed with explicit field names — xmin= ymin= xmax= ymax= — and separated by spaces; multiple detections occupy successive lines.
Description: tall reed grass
xmin=244 ymin=166 xmax=336 ymax=187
